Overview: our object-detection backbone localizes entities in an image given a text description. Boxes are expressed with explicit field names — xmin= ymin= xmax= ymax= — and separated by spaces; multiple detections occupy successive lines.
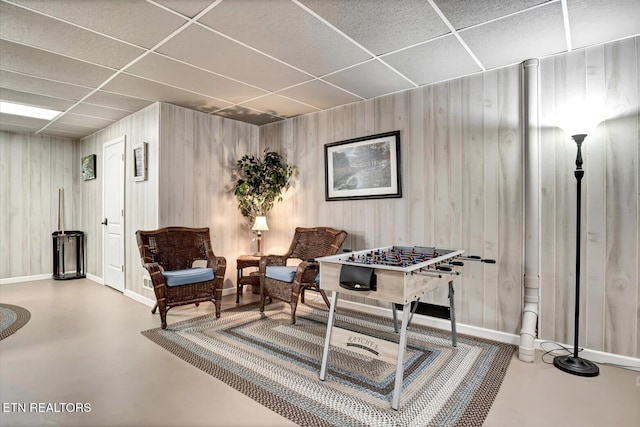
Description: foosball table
xmin=316 ymin=245 xmax=493 ymax=410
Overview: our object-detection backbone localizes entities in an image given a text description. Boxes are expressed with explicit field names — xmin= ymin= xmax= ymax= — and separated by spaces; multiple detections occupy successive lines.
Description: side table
xmin=236 ymin=255 xmax=261 ymax=303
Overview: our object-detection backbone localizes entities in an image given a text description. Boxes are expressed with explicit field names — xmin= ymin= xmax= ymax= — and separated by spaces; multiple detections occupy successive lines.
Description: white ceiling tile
xmin=0 ymin=70 xmax=92 ymax=101
xmin=56 ymin=113 xmax=115 ymax=129
xmin=0 ymin=112 xmax=49 ymax=128
xmin=0 ymin=121 xmax=42 ymax=134
xmin=568 ymin=0 xmax=640 ymax=49
xmin=278 ymin=80 xmax=362 ymax=110
xmin=460 ymin=2 xmax=567 ymax=69
xmin=240 ymin=94 xmax=319 ymax=118
xmin=102 ymin=73 xmax=232 ymax=113
xmin=84 ymin=91 xmax=153 ymax=113
xmin=299 ymin=0 xmax=449 ymax=55
xmin=47 ymin=121 xmax=102 ymax=135
xmin=0 ymin=2 xmax=145 ymax=69
xmin=126 ymin=53 xmax=268 ymax=104
xmin=0 ymin=40 xmax=115 ymax=88
xmin=36 ymin=127 xmax=85 ymax=139
xmin=154 ymin=0 xmax=217 ymax=18
xmin=8 ymin=0 xmax=187 ymax=49
xmin=156 ymin=25 xmax=311 ymax=91
xmin=433 ymin=0 xmax=548 ymax=30
xmin=383 ymin=36 xmax=482 ymax=86
xmin=198 ymin=0 xmax=371 ymax=76
xmin=67 ymin=103 xmax=133 ymax=122
xmin=324 ymin=60 xmax=415 ymax=99
xmin=0 ymin=87 xmax=75 ymax=111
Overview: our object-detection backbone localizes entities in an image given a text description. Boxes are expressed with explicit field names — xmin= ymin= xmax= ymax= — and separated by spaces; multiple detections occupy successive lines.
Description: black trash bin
xmin=52 ymin=231 xmax=86 ymax=280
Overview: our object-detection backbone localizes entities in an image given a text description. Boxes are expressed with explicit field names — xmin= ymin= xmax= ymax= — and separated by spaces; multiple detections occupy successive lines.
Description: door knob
xmin=101 ymin=218 xmax=108 ymax=226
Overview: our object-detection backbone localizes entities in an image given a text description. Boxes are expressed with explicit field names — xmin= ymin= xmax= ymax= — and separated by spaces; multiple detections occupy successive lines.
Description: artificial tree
xmin=233 ymin=149 xmax=294 ymax=226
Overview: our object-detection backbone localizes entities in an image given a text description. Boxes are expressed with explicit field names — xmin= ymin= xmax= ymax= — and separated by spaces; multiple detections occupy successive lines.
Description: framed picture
xmin=82 ymin=154 xmax=96 ymax=181
xmin=325 ymin=131 xmax=402 ymax=201
xmin=133 ymin=143 xmax=147 ymax=182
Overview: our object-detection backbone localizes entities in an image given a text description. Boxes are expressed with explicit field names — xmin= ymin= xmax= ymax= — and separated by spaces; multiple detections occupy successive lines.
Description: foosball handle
xmin=467 ymin=255 xmax=496 ymax=264
xmin=450 ymin=261 xmax=464 ymax=266
xmin=436 ymin=265 xmax=452 ymax=272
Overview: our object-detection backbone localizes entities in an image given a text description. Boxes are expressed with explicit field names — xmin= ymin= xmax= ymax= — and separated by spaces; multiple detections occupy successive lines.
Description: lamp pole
xmin=553 ymin=133 xmax=599 ymax=377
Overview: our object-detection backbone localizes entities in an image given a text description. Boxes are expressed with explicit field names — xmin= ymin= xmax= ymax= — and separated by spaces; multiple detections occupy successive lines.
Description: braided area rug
xmin=142 ymin=301 xmax=515 ymax=427
xmin=0 ymin=303 xmax=31 ymax=341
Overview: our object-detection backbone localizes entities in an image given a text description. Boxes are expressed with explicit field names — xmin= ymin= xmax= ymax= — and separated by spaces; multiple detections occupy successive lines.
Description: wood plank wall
xmin=539 ymin=36 xmax=639 ymax=358
xmin=157 ymin=103 xmax=259 ymax=291
xmin=73 ymin=102 xmax=258 ymax=298
xmin=75 ymin=103 xmax=160 ymax=299
xmin=259 ymin=65 xmax=524 ymax=336
xmin=0 ymin=132 xmax=73 ymax=279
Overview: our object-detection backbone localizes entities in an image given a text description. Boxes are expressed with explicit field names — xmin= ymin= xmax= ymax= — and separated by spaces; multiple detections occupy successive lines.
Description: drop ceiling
xmin=1 ymin=0 xmax=638 ymax=139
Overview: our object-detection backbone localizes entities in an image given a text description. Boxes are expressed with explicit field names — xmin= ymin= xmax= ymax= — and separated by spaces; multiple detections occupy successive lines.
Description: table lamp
xmin=252 ymin=216 xmax=269 ymax=255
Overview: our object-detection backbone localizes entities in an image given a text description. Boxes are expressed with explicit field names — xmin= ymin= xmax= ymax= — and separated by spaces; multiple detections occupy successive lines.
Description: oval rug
xmin=0 ymin=303 xmax=31 ymax=341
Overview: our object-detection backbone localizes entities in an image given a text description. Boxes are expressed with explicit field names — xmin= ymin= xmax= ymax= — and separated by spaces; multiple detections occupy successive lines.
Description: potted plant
xmin=233 ymin=149 xmax=294 ymax=226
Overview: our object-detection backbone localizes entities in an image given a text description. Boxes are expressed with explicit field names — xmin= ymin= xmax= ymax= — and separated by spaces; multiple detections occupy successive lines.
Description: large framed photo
xmin=325 ymin=131 xmax=401 ymax=201
xmin=133 ymin=142 xmax=147 ymax=182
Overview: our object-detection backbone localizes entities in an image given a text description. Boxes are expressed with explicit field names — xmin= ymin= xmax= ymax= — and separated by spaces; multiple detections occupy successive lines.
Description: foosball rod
xmin=413 ymin=267 xmax=459 ymax=277
xmin=458 ymin=255 xmax=496 ymax=264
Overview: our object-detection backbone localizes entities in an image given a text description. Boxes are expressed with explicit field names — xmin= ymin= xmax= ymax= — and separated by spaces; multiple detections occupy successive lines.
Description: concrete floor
xmin=1 ymin=279 xmax=638 ymax=427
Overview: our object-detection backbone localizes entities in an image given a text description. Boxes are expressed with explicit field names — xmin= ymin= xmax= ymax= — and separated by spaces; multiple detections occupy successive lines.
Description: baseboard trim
xmin=338 ymin=299 xmax=640 ymax=370
xmin=86 ymin=273 xmax=102 ymax=284
xmin=124 ymin=289 xmax=156 ymax=307
xmin=1 ymin=273 xmax=101 ymax=285
xmin=0 ymin=273 xmax=51 ymax=284
xmin=534 ymin=339 xmax=640 ymax=370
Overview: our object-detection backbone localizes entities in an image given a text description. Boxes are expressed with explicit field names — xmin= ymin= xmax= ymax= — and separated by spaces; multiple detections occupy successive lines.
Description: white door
xmin=103 ymin=136 xmax=125 ymax=292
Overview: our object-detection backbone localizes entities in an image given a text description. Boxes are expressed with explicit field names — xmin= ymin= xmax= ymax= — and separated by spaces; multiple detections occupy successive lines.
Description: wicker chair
xmin=259 ymin=226 xmax=348 ymax=324
xmin=135 ymin=227 xmax=226 ymax=329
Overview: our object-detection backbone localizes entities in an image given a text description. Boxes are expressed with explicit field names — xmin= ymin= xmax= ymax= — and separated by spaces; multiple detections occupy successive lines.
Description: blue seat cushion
xmin=265 ymin=266 xmax=320 ymax=283
xmin=162 ymin=267 xmax=214 ymax=287
xmin=265 ymin=266 xmax=297 ymax=283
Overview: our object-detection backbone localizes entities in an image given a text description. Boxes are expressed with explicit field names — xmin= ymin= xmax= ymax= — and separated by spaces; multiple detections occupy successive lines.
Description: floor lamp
xmin=553 ymin=133 xmax=599 ymax=377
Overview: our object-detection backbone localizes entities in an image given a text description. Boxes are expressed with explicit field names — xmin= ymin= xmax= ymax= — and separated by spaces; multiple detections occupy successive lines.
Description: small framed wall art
xmin=133 ymin=142 xmax=147 ymax=182
xmin=82 ymin=154 xmax=96 ymax=181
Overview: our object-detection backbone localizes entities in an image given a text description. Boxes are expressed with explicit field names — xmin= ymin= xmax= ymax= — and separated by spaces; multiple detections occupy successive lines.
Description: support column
xmin=520 ymin=58 xmax=541 ymax=362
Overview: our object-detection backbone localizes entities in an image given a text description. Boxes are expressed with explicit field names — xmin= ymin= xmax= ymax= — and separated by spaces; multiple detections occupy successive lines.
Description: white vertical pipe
xmin=520 ymin=58 xmax=541 ymax=362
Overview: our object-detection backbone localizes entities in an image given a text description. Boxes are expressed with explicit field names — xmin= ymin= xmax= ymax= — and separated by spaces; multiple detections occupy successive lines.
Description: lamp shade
xmin=252 ymin=216 xmax=269 ymax=231
xmin=556 ymin=99 xmax=606 ymax=137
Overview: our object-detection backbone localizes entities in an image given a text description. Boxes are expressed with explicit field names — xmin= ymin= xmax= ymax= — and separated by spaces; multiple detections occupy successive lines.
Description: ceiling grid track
xmin=0 ymin=0 xmax=638 ymax=136
xmin=34 ymin=0 xmax=227 ymax=134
